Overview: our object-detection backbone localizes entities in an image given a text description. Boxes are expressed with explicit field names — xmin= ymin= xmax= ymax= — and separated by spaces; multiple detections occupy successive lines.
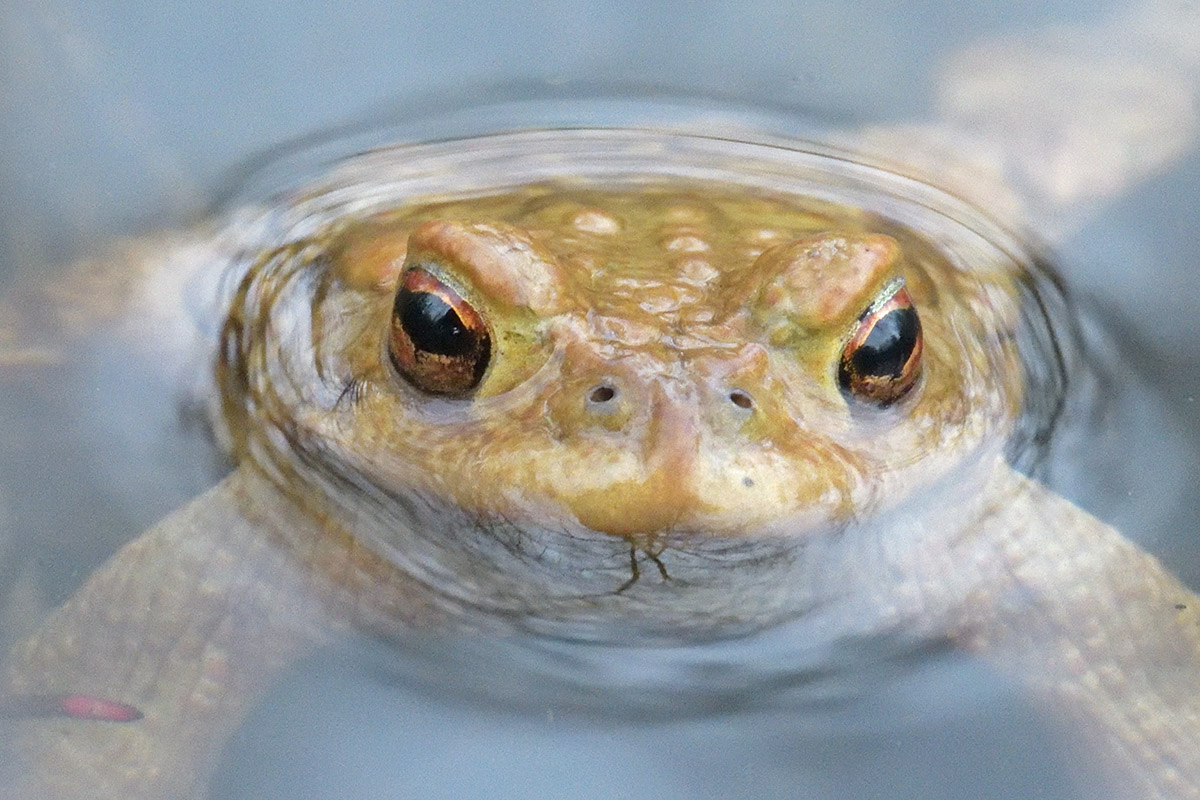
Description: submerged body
xmin=1 ymin=133 xmax=1199 ymax=797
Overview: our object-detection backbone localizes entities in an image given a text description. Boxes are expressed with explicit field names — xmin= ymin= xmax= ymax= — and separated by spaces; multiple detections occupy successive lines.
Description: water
xmin=213 ymin=633 xmax=1081 ymax=800
xmin=3 ymin=1 xmax=1200 ymax=798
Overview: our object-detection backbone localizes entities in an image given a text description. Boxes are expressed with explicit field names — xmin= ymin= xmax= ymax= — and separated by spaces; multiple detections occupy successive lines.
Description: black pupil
xmin=850 ymin=307 xmax=919 ymax=378
xmin=397 ymin=289 xmax=472 ymax=355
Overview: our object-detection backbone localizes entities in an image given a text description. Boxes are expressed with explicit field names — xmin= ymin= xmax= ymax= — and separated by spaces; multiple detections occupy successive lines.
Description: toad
xmin=2 ymin=137 xmax=1198 ymax=797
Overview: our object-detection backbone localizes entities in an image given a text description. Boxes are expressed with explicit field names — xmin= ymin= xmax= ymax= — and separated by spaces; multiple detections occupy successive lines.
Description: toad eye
xmin=388 ymin=268 xmax=491 ymax=396
xmin=837 ymin=282 xmax=923 ymax=406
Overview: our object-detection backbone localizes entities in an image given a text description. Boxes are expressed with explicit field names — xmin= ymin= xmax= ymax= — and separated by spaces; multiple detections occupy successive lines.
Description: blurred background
xmin=3 ymin=1 xmax=1200 ymax=797
xmin=4 ymin=0 xmax=1197 ymax=580
xmin=0 ymin=0 xmax=1119 ymax=269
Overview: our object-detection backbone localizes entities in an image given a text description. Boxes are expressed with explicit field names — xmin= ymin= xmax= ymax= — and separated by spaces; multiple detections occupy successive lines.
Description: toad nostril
xmin=588 ymin=384 xmax=618 ymax=405
xmin=729 ymin=390 xmax=754 ymax=410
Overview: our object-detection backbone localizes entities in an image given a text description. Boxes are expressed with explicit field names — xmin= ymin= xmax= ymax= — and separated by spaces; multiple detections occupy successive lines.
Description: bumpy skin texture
xmin=6 ymin=5 xmax=1200 ymax=798
xmin=958 ymin=474 xmax=1200 ymax=799
xmin=1 ymin=469 xmax=442 ymax=798
xmin=1 ymin=178 xmax=1198 ymax=799
xmin=4 ymin=2 xmax=1200 ymax=797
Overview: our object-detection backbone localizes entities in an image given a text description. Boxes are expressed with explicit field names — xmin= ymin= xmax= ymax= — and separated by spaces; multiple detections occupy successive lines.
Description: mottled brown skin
xmin=3 ymin=181 xmax=1200 ymax=799
xmin=304 ymin=187 xmax=1017 ymax=542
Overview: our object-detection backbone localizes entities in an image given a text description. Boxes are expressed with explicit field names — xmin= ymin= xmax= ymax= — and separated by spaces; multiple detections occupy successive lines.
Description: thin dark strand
xmin=647 ymin=550 xmax=671 ymax=581
xmin=615 ymin=546 xmax=641 ymax=594
xmin=335 ymin=377 xmax=365 ymax=408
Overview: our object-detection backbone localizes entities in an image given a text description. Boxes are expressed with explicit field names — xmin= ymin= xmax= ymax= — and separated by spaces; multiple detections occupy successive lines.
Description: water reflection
xmin=5 ymin=124 xmax=1198 ymax=799
xmin=215 ymin=627 xmax=1090 ymax=800
xmin=211 ymin=131 xmax=1057 ymax=637
xmin=5 ymin=1 xmax=1200 ymax=789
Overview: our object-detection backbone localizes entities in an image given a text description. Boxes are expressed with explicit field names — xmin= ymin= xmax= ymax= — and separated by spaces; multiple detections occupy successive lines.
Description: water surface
xmin=2 ymin=1 xmax=1199 ymax=798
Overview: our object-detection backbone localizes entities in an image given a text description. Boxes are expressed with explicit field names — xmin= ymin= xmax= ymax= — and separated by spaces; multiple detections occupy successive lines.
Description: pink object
xmin=56 ymin=693 xmax=143 ymax=722
xmin=0 ymin=692 xmax=142 ymax=722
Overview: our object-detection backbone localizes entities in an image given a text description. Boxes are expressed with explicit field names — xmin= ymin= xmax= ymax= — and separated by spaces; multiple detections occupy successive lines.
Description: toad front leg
xmin=937 ymin=462 xmax=1200 ymax=798
xmin=0 ymin=467 xmax=434 ymax=800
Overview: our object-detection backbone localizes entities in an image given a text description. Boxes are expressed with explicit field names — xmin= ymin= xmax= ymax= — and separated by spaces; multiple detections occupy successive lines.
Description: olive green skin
xmin=6 ymin=5 xmax=1200 ymax=784
xmin=0 ymin=174 xmax=1197 ymax=799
